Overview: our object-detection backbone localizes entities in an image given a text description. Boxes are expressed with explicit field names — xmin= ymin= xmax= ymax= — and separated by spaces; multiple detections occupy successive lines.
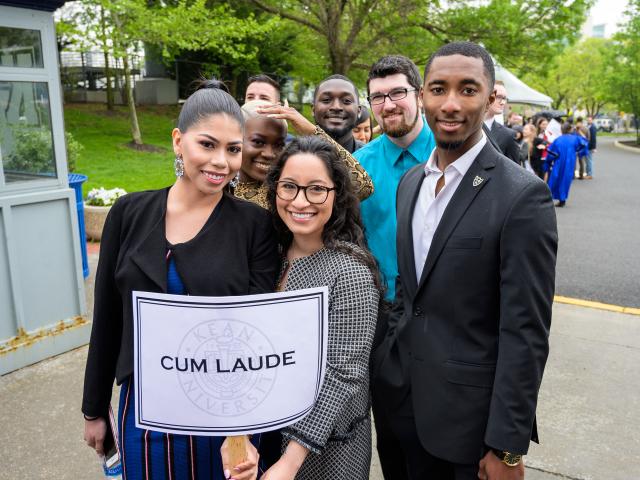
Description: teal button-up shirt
xmin=354 ymin=119 xmax=436 ymax=300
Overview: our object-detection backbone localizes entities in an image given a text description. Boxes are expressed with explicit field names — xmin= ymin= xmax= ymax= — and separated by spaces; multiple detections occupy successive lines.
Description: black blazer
xmin=489 ymin=121 xmax=520 ymax=164
xmin=373 ymin=142 xmax=557 ymax=464
xmin=82 ymin=188 xmax=279 ymax=417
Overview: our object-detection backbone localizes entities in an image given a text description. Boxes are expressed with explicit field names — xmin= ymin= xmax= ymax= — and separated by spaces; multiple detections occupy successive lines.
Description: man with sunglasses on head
xmin=484 ymin=81 xmax=520 ymax=164
xmin=353 ymin=54 xmax=436 ymax=480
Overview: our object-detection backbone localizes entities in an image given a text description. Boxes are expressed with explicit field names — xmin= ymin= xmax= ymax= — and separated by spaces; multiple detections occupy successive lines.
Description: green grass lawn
xmin=65 ymin=103 xmax=179 ymax=196
xmin=598 ymin=131 xmax=637 ymax=137
xmin=65 ymin=102 xmax=318 ymax=197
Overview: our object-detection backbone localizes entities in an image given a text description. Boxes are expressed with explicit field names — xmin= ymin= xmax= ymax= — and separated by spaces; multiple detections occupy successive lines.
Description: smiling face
xmin=489 ymin=83 xmax=507 ymax=117
xmin=245 ymin=81 xmax=279 ymax=103
xmin=368 ymin=73 xmax=420 ymax=138
xmin=312 ymin=79 xmax=360 ymax=139
xmin=353 ymin=119 xmax=372 ymax=143
xmin=423 ymin=54 xmax=494 ymax=154
xmin=241 ymin=116 xmax=287 ymax=183
xmin=275 ymin=153 xmax=335 ymax=245
xmin=537 ymin=119 xmax=549 ymax=134
xmin=172 ymin=113 xmax=243 ymax=196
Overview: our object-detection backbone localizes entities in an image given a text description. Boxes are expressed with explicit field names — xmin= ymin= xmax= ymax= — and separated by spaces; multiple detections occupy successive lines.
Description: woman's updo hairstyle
xmin=177 ymin=78 xmax=244 ymax=132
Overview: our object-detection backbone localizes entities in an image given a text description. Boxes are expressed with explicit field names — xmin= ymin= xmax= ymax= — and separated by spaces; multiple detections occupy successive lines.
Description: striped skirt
xmin=117 ymin=378 xmax=264 ymax=480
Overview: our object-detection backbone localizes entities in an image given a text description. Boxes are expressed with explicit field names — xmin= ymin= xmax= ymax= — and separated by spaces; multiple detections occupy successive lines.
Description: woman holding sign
xmin=82 ymin=80 xmax=280 ymax=480
xmin=261 ymin=136 xmax=380 ymax=479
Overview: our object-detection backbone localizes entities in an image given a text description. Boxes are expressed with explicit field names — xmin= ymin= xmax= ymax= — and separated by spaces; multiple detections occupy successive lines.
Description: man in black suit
xmin=485 ymin=81 xmax=520 ymax=164
xmin=372 ymin=42 xmax=557 ymax=479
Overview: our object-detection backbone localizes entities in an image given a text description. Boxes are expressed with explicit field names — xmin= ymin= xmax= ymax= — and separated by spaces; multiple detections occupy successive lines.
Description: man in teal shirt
xmin=354 ymin=55 xmax=436 ymax=302
xmin=356 ymin=55 xmax=436 ymax=480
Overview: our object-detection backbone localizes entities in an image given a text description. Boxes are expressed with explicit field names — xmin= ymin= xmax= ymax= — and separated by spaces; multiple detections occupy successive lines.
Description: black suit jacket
xmin=373 ymin=141 xmax=557 ymax=464
xmin=82 ymin=188 xmax=279 ymax=417
xmin=488 ymin=120 xmax=520 ymax=164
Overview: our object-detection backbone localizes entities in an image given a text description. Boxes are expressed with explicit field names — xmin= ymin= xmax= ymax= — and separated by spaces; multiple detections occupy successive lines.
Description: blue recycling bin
xmin=68 ymin=173 xmax=89 ymax=278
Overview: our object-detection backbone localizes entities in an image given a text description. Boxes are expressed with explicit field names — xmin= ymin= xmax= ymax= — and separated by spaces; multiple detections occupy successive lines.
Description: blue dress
xmin=546 ymin=133 xmax=589 ymax=202
xmin=117 ymin=253 xmax=263 ymax=480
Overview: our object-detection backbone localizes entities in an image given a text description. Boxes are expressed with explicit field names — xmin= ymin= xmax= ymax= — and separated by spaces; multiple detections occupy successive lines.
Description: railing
xmin=59 ymin=50 xmax=142 ymax=71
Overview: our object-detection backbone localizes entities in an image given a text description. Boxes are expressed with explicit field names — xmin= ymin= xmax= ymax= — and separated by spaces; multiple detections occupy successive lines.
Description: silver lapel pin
xmin=473 ymin=175 xmax=484 ymax=187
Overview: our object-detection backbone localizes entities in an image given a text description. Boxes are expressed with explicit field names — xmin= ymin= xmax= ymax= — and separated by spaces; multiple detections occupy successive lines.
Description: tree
xmin=525 ymin=38 xmax=613 ymax=115
xmin=609 ymin=0 xmax=640 ymax=143
xmin=247 ymin=0 xmax=592 ymax=78
xmin=168 ymin=2 xmax=297 ymax=99
xmin=57 ymin=0 xmax=277 ymax=146
xmin=246 ymin=0 xmax=395 ymax=75
xmin=411 ymin=0 xmax=592 ymax=73
xmin=522 ymin=55 xmax=573 ymax=111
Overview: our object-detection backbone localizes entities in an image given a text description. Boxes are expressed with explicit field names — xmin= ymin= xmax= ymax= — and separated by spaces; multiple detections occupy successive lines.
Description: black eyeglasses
xmin=275 ymin=181 xmax=336 ymax=204
xmin=367 ymin=88 xmax=417 ymax=105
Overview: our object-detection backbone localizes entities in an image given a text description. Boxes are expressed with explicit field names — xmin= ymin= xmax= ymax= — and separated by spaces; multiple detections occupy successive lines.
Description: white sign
xmin=132 ymin=287 xmax=328 ymax=436
xmin=545 ymin=118 xmax=562 ymax=144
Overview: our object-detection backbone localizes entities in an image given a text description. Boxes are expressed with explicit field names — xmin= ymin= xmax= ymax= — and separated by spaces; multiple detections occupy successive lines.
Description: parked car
xmin=593 ymin=118 xmax=613 ymax=132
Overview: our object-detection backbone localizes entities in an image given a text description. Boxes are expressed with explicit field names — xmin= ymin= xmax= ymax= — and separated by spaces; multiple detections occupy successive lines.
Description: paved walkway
xmin=554 ymin=136 xmax=640 ymax=308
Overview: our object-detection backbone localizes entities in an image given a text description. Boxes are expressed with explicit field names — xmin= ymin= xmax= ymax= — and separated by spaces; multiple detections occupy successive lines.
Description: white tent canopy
xmin=494 ymin=62 xmax=553 ymax=107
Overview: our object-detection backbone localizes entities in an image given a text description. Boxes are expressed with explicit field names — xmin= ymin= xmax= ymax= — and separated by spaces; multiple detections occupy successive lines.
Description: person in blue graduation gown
xmin=546 ymin=122 xmax=589 ymax=207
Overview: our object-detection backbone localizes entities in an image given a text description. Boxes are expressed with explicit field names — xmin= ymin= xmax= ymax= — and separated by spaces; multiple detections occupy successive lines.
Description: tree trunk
xmin=104 ymin=51 xmax=114 ymax=110
xmin=122 ymin=55 xmax=142 ymax=145
xmin=329 ymin=46 xmax=350 ymax=76
xmin=100 ymin=5 xmax=114 ymax=110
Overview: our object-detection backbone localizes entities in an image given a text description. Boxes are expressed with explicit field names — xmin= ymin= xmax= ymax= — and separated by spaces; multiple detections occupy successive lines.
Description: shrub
xmin=85 ymin=187 xmax=127 ymax=206
xmin=3 ymin=124 xmax=83 ymax=174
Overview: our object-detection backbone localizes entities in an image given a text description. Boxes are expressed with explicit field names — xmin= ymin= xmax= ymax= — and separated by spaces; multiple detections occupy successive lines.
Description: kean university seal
xmin=176 ymin=319 xmax=278 ymax=418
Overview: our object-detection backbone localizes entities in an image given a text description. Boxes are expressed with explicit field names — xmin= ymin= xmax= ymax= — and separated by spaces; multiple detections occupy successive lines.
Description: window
xmin=591 ymin=24 xmax=606 ymax=38
xmin=0 ymin=81 xmax=56 ymax=183
xmin=0 ymin=26 xmax=43 ymax=68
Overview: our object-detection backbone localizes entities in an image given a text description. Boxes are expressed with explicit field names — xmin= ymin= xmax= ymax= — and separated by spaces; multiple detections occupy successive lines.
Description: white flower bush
xmin=85 ymin=187 xmax=127 ymax=207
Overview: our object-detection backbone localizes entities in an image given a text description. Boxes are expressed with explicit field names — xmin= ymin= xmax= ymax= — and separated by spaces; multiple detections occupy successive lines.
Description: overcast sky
xmin=589 ymin=0 xmax=629 ymax=34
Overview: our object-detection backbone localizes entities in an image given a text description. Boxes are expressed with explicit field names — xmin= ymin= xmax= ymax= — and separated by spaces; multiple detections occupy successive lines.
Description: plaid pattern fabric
xmin=279 ymin=243 xmax=379 ymax=479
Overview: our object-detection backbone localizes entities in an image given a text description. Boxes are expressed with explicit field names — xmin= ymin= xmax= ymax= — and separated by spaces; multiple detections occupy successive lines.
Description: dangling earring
xmin=174 ymin=154 xmax=184 ymax=178
xmin=229 ymin=172 xmax=239 ymax=188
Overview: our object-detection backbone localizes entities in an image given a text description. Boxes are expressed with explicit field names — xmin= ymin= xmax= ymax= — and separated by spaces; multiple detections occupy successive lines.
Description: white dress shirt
xmin=412 ymin=134 xmax=487 ymax=281
xmin=484 ymin=116 xmax=495 ymax=130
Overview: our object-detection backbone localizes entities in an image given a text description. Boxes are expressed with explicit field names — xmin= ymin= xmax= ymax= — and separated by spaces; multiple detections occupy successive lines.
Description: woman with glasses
xmin=260 ymin=136 xmax=381 ymax=480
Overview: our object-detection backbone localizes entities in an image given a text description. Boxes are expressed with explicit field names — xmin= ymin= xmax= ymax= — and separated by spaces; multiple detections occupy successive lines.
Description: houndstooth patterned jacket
xmin=279 ymin=242 xmax=379 ymax=480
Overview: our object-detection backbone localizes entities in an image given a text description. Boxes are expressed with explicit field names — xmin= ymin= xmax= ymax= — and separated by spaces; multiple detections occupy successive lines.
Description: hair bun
xmin=195 ymin=78 xmax=230 ymax=94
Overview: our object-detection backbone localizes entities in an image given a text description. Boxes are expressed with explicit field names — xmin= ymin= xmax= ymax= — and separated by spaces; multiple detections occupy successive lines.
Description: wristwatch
xmin=491 ymin=449 xmax=522 ymax=467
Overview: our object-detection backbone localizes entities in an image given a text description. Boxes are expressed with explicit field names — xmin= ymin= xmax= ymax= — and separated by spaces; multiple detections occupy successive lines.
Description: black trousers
xmin=371 ymin=303 xmax=410 ymax=480
xmin=372 ymin=386 xmax=409 ymax=480
xmin=389 ymin=410 xmax=479 ymax=480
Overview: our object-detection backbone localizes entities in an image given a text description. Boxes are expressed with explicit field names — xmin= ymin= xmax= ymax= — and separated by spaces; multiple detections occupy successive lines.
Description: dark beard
xmin=384 ymin=110 xmax=419 ymax=138
xmin=437 ymin=140 xmax=465 ymax=151
xmin=324 ymin=123 xmax=354 ymax=140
